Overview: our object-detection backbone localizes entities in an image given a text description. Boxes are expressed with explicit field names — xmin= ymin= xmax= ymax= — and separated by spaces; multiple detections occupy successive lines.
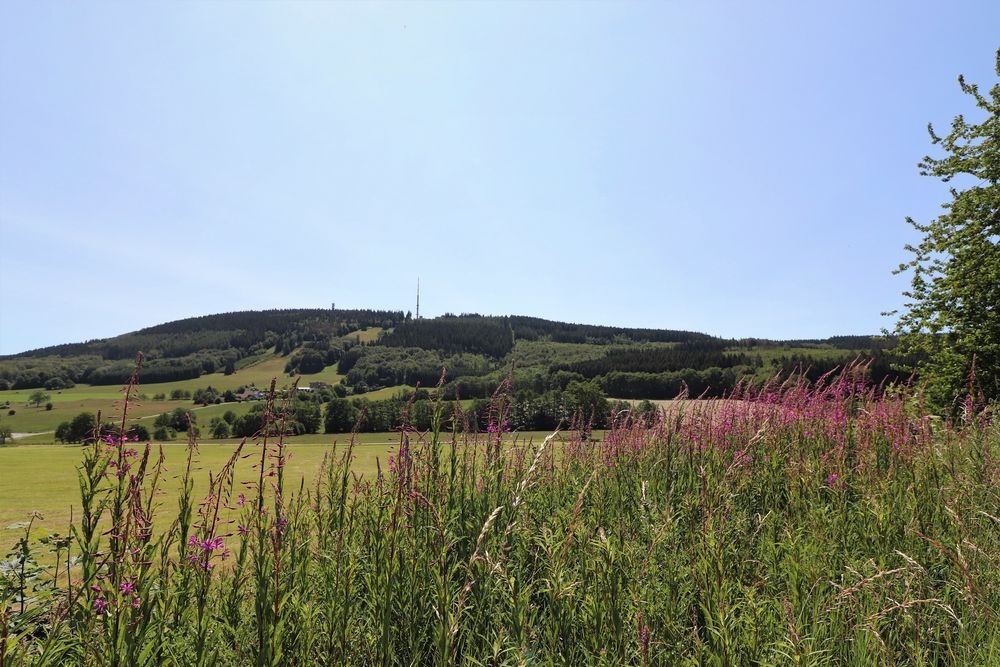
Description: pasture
xmin=0 ymin=430 xmax=567 ymax=552
xmin=0 ymin=350 xmax=345 ymax=441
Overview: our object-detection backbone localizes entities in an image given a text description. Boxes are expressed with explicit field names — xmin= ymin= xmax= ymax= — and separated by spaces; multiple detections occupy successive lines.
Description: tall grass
xmin=2 ymin=362 xmax=998 ymax=665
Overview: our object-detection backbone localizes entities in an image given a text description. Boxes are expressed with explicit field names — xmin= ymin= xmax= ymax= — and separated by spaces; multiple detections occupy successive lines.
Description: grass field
xmin=0 ymin=349 xmax=346 ymax=439
xmin=0 ymin=437 xmax=387 ymax=552
xmin=0 ymin=429 xmax=567 ymax=552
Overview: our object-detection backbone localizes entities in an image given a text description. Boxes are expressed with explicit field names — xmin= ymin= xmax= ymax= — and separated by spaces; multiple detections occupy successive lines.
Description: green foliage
xmin=284 ymin=348 xmax=329 ymax=375
xmin=153 ymin=407 xmax=197 ymax=438
xmin=27 ymin=390 xmax=50 ymax=408
xmin=340 ymin=346 xmax=491 ymax=389
xmin=893 ymin=50 xmax=1000 ymax=409
xmin=563 ymin=379 xmax=610 ymax=427
xmin=380 ymin=315 xmax=515 ymax=357
xmin=152 ymin=425 xmax=174 ymax=441
xmin=54 ymin=412 xmax=96 ymax=443
xmin=324 ymin=397 xmax=359 ymax=433
xmin=290 ymin=398 xmax=322 ymax=435
xmin=192 ymin=385 xmax=221 ymax=405
xmin=210 ymin=418 xmax=231 ymax=439
xmin=0 ymin=308 xmax=403 ymax=390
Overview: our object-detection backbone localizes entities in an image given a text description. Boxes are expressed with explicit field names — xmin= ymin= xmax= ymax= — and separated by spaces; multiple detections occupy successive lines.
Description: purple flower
xmin=826 ymin=473 xmax=841 ymax=488
xmin=119 ymin=580 xmax=135 ymax=595
xmin=487 ymin=419 xmax=509 ymax=434
xmin=237 ymin=493 xmax=246 ymax=507
xmin=132 ymin=596 xmax=141 ymax=609
xmin=94 ymin=598 xmax=109 ymax=614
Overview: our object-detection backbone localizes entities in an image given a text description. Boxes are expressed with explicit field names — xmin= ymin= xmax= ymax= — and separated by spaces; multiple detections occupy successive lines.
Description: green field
xmin=0 ymin=436 xmax=382 ymax=551
xmin=0 ymin=429 xmax=566 ymax=552
xmin=0 ymin=350 xmax=347 ymax=441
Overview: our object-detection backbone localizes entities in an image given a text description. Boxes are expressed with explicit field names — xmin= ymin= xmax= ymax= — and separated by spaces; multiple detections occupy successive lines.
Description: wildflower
xmin=238 ymin=523 xmax=248 ymax=536
xmin=236 ymin=493 xmax=246 ymax=507
xmin=132 ymin=596 xmax=141 ymax=609
xmin=119 ymin=580 xmax=135 ymax=595
xmin=94 ymin=598 xmax=109 ymax=614
xmin=826 ymin=473 xmax=842 ymax=489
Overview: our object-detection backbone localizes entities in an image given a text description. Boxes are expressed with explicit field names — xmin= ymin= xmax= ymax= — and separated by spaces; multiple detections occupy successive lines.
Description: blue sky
xmin=1 ymin=1 xmax=998 ymax=355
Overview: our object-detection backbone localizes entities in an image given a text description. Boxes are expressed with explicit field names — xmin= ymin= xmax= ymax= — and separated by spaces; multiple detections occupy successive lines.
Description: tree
xmin=168 ymin=407 xmax=196 ymax=432
xmin=324 ymin=397 xmax=359 ymax=433
xmin=55 ymin=412 xmax=97 ymax=443
xmin=210 ymin=418 xmax=231 ymax=439
xmin=892 ymin=50 xmax=1000 ymax=410
xmin=564 ymin=379 xmax=610 ymax=430
xmin=28 ymin=390 xmax=50 ymax=408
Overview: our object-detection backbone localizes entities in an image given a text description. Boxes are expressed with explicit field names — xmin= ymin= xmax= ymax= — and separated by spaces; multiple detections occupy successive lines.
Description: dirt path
xmin=11 ymin=432 xmax=53 ymax=440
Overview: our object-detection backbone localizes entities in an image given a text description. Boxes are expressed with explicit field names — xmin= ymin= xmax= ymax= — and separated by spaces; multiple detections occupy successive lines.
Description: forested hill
xmin=0 ymin=308 xmax=901 ymax=395
xmin=0 ymin=309 xmax=403 ymax=388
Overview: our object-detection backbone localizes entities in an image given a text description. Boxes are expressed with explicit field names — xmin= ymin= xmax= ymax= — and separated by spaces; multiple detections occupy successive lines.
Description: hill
xmin=0 ymin=308 xmax=903 ymax=399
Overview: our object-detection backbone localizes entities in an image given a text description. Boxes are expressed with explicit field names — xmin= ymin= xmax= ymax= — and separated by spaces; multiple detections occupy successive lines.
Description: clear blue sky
xmin=1 ymin=1 xmax=997 ymax=355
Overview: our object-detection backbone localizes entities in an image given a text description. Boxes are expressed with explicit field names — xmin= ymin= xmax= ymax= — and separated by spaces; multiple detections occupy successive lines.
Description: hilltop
xmin=0 ymin=308 xmax=901 ymax=398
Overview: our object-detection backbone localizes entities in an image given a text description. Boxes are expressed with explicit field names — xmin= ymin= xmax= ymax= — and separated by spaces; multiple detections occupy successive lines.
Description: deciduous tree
xmin=892 ymin=50 xmax=1000 ymax=409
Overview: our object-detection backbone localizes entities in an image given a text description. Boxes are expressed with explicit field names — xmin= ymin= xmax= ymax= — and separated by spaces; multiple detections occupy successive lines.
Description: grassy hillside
xmin=0 ymin=309 xmax=907 ymax=444
xmin=0 ymin=350 xmax=344 ymax=441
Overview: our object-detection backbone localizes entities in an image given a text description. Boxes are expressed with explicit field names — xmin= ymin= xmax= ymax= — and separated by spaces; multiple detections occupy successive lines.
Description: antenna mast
xmin=416 ymin=277 xmax=420 ymax=319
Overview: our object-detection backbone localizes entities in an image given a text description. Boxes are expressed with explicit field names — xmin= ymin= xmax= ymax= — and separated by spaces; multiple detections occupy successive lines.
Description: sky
xmin=1 ymin=1 xmax=998 ymax=355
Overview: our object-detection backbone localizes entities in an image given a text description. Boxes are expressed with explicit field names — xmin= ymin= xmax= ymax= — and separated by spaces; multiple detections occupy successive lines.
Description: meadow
xmin=0 ymin=352 xmax=344 ymax=443
xmin=2 ymin=370 xmax=998 ymax=665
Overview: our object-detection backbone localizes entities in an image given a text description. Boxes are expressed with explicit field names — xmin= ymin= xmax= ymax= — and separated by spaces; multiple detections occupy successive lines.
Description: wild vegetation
xmin=891 ymin=50 xmax=1000 ymax=410
xmin=1 ymin=360 xmax=997 ymax=664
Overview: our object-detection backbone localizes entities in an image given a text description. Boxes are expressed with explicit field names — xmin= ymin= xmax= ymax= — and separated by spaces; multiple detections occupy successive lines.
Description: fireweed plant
xmin=1 ymin=358 xmax=998 ymax=665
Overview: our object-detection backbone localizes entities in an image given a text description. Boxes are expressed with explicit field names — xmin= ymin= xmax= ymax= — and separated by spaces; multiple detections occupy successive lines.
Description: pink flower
xmin=132 ymin=596 xmax=141 ymax=609
xmin=237 ymin=493 xmax=246 ymax=507
xmin=826 ymin=473 xmax=842 ymax=488
xmin=119 ymin=580 xmax=135 ymax=595
xmin=94 ymin=598 xmax=109 ymax=614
